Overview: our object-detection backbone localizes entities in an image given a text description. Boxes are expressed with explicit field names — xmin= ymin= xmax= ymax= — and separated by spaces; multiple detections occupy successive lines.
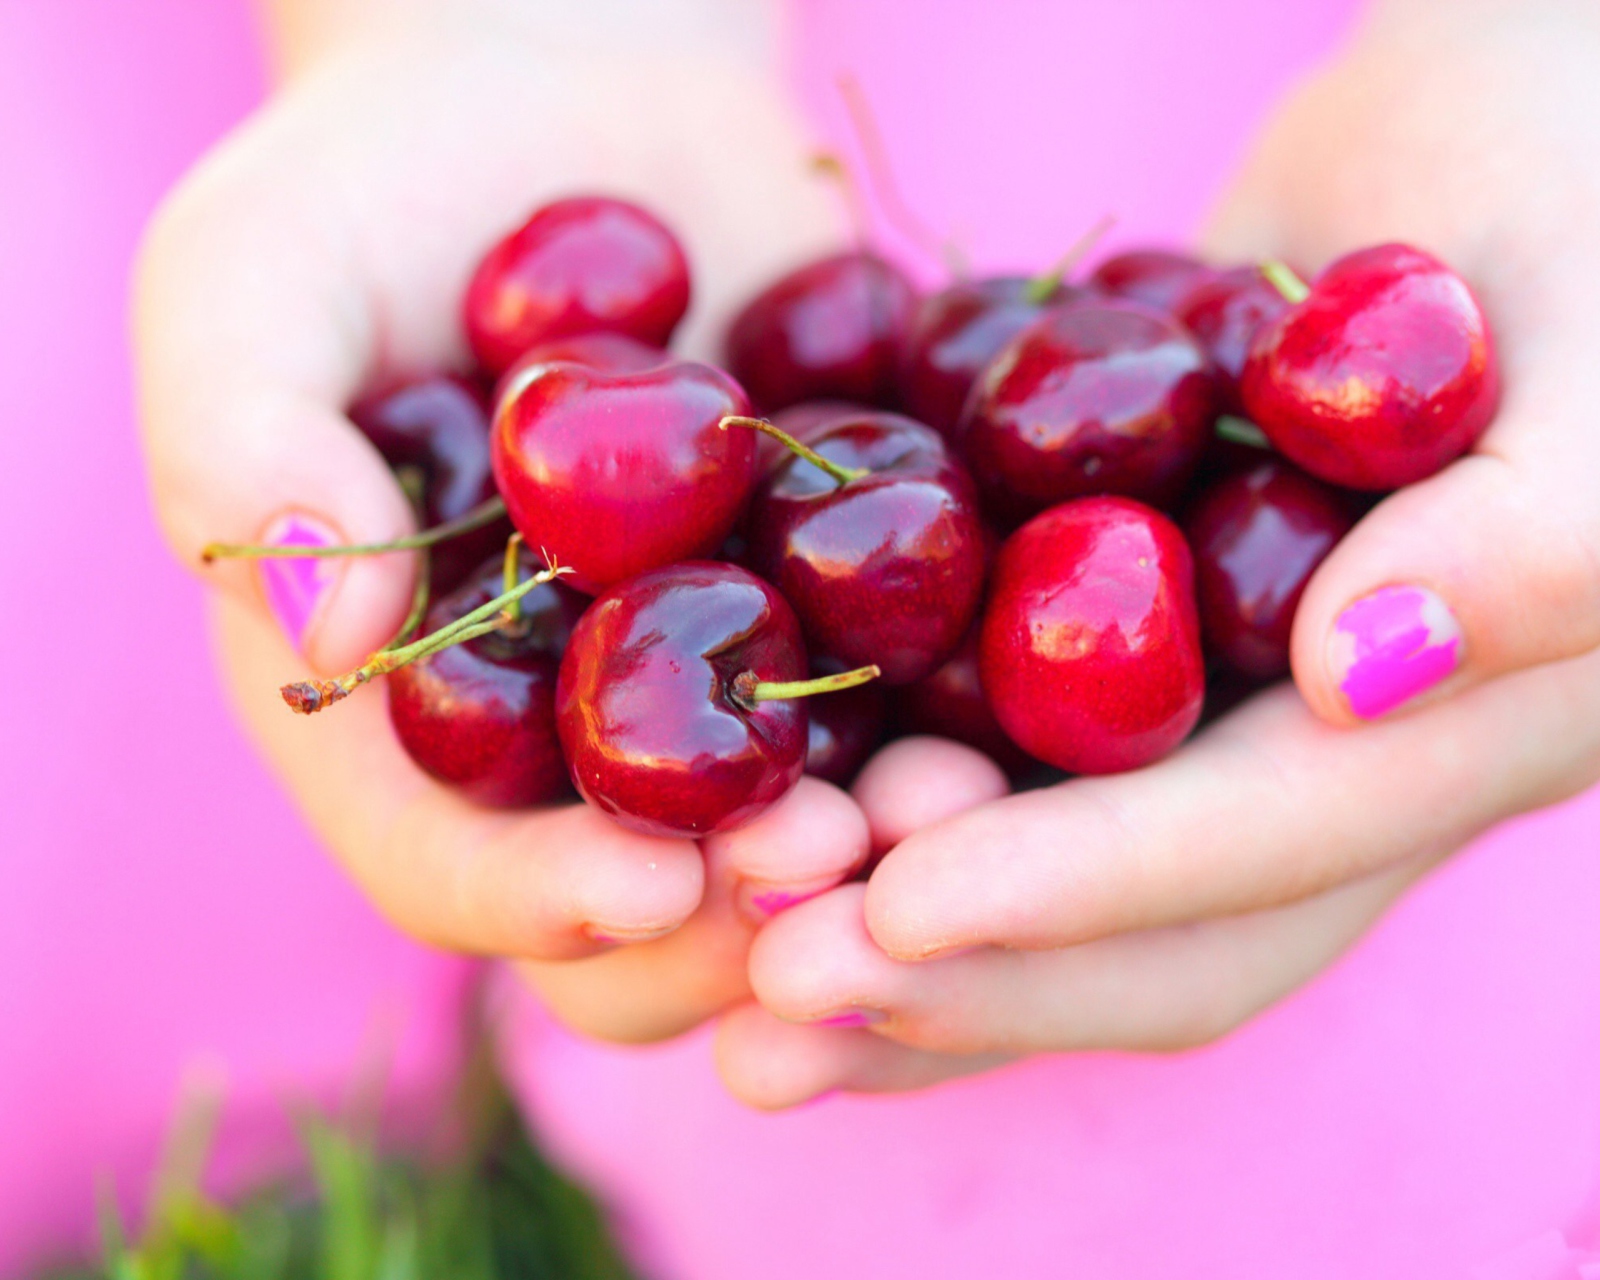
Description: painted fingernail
xmin=259 ymin=513 xmax=342 ymax=655
xmin=810 ymin=1008 xmax=886 ymax=1028
xmin=735 ymin=877 xmax=836 ymax=925
xmin=1329 ymin=585 xmax=1464 ymax=720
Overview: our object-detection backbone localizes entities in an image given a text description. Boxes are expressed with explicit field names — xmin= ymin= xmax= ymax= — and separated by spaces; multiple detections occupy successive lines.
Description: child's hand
xmin=718 ymin=1 xmax=1600 ymax=1106
xmin=135 ymin=3 xmax=860 ymax=1042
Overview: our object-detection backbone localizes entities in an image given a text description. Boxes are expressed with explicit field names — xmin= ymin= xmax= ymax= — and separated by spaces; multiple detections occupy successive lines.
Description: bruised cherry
xmin=1175 ymin=266 xmax=1292 ymax=414
xmin=1089 ymin=248 xmax=1215 ymax=313
xmin=491 ymin=357 xmax=755 ymax=595
xmin=979 ymin=496 xmax=1204 ymax=774
xmin=743 ymin=412 xmax=986 ymax=684
xmin=464 ymin=196 xmax=690 ymax=375
xmin=803 ymin=661 xmax=888 ymax=786
xmin=555 ymin=561 xmax=877 ymax=838
xmin=348 ymin=374 xmax=511 ymax=593
xmin=1185 ymin=459 xmax=1353 ymax=679
xmin=387 ymin=549 xmax=587 ymax=807
xmin=958 ymin=300 xmax=1215 ymax=524
xmin=1241 ymin=245 xmax=1499 ymax=490
xmin=723 ymin=251 xmax=917 ymax=413
xmin=894 ymin=623 xmax=1034 ymax=775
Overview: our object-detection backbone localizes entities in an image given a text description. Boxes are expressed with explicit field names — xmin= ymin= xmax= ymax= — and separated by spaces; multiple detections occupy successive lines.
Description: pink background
xmin=3 ymin=1 xmax=1599 ymax=1277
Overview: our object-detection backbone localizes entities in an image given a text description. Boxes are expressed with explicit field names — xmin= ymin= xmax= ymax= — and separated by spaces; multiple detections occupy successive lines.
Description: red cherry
xmin=464 ymin=196 xmax=690 ymax=375
xmin=387 ymin=549 xmax=587 ymax=807
xmin=744 ymin=412 xmax=987 ymax=685
xmin=1089 ymin=248 xmax=1215 ymax=313
xmin=491 ymin=358 xmax=755 ymax=595
xmin=804 ymin=661 xmax=888 ymax=786
xmin=980 ymin=497 xmax=1204 ymax=774
xmin=348 ymin=374 xmax=512 ymax=593
xmin=1185 ymin=459 xmax=1354 ymax=679
xmin=556 ymin=562 xmax=875 ymax=837
xmin=492 ymin=331 xmax=667 ymax=406
xmin=1175 ymin=266 xmax=1292 ymax=414
xmin=958 ymin=300 xmax=1215 ymax=524
xmin=723 ymin=251 xmax=917 ymax=413
xmin=758 ymin=400 xmax=872 ymax=475
xmin=1241 ymin=245 xmax=1499 ymax=490
xmin=894 ymin=623 xmax=1035 ymax=775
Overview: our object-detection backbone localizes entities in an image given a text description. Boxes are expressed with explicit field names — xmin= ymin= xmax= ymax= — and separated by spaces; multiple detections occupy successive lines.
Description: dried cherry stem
xmin=281 ymin=555 xmax=569 ymax=715
xmin=1023 ymin=213 xmax=1118 ymax=305
xmin=1215 ymin=415 xmax=1272 ymax=450
xmin=201 ymin=495 xmax=508 ymax=564
xmin=1261 ymin=260 xmax=1311 ymax=305
xmin=720 ymin=415 xmax=869 ymax=488
xmin=730 ymin=664 xmax=881 ymax=711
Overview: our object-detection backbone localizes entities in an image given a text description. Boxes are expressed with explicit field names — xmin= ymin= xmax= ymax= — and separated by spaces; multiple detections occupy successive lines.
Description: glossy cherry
xmin=557 ymin=561 xmax=844 ymax=838
xmin=1240 ymin=244 xmax=1499 ymax=490
xmin=1185 ymin=458 xmax=1353 ymax=679
xmin=1175 ymin=266 xmax=1292 ymax=414
xmin=896 ymin=276 xmax=1076 ymax=436
xmin=491 ymin=357 xmax=755 ymax=595
xmin=744 ymin=412 xmax=986 ymax=684
xmin=348 ymin=374 xmax=511 ymax=593
xmin=492 ymin=331 xmax=666 ymax=406
xmin=979 ymin=496 xmax=1204 ymax=774
xmin=803 ymin=661 xmax=888 ymax=786
xmin=387 ymin=549 xmax=587 ymax=807
xmin=1088 ymin=248 xmax=1215 ymax=313
xmin=723 ymin=251 xmax=917 ymax=413
xmin=757 ymin=400 xmax=870 ymax=475
xmin=957 ymin=299 xmax=1215 ymax=524
xmin=894 ymin=623 xmax=1035 ymax=775
xmin=464 ymin=196 xmax=690 ymax=376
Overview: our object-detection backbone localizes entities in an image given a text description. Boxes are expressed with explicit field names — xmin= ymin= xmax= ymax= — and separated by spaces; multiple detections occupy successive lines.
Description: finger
xmin=863 ymin=651 xmax=1600 ymax=960
xmin=850 ymin=737 xmax=1011 ymax=856
xmin=752 ymin=861 xmax=1424 ymax=1061
xmin=714 ymin=1002 xmax=1007 ymax=1110
xmin=215 ymin=592 xmax=704 ymax=958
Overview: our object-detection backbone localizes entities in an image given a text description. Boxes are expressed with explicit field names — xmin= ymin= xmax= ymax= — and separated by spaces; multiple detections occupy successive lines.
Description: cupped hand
xmin=718 ymin=3 xmax=1600 ymax=1107
xmin=135 ymin=3 xmax=862 ymax=1042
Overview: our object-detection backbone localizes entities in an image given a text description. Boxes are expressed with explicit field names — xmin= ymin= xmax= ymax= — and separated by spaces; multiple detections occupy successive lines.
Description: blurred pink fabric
xmin=3 ymin=1 xmax=1599 ymax=1277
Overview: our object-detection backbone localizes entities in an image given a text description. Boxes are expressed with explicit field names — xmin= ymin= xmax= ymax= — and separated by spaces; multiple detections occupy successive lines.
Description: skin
xmin=136 ymin=0 xmax=1600 ymax=1096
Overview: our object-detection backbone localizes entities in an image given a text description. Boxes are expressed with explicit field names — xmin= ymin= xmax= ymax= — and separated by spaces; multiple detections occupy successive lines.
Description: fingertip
xmin=851 ymin=736 xmax=1010 ymax=854
xmin=550 ymin=804 xmax=706 ymax=942
xmin=714 ymin=1003 xmax=866 ymax=1110
xmin=746 ymin=884 xmax=897 ymax=1025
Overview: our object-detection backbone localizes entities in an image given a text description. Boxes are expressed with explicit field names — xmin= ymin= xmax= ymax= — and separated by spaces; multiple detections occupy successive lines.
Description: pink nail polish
xmin=811 ymin=1008 xmax=885 ymax=1028
xmin=259 ymin=513 xmax=341 ymax=654
xmin=736 ymin=879 xmax=830 ymax=923
xmin=1329 ymin=585 xmax=1463 ymax=720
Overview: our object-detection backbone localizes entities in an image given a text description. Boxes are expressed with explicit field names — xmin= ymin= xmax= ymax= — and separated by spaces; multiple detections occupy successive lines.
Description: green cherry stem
xmin=1023 ymin=212 xmax=1117 ymax=305
xmin=719 ymin=416 xmax=869 ymax=488
xmin=281 ymin=556 xmax=569 ymax=715
xmin=380 ymin=467 xmax=433 ymax=652
xmin=1261 ymin=260 xmax=1311 ymax=305
xmin=730 ymin=663 xmax=881 ymax=711
xmin=501 ymin=532 xmax=525 ymax=622
xmin=201 ymin=495 xmax=509 ymax=564
xmin=1215 ymin=415 xmax=1273 ymax=450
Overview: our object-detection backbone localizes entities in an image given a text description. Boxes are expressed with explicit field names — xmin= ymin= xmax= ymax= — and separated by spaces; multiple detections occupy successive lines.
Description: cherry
xmin=387 ymin=548 xmax=587 ymax=807
xmin=758 ymin=400 xmax=871 ymax=475
xmin=896 ymin=276 xmax=1078 ymax=436
xmin=1241 ymin=245 xmax=1499 ymax=490
xmin=980 ymin=496 xmax=1204 ymax=774
xmin=1185 ymin=459 xmax=1354 ymax=680
xmin=1175 ymin=266 xmax=1292 ymax=414
xmin=723 ymin=251 xmax=917 ymax=413
xmin=555 ymin=561 xmax=877 ymax=837
xmin=894 ymin=623 xmax=1035 ymax=775
xmin=348 ymin=374 xmax=512 ymax=593
xmin=742 ymin=412 xmax=987 ymax=684
xmin=464 ymin=196 xmax=690 ymax=376
xmin=1089 ymin=248 xmax=1215 ymax=313
xmin=492 ymin=331 xmax=667 ymax=406
xmin=803 ymin=661 xmax=888 ymax=786
xmin=957 ymin=299 xmax=1215 ymax=524
xmin=491 ymin=357 xmax=755 ymax=595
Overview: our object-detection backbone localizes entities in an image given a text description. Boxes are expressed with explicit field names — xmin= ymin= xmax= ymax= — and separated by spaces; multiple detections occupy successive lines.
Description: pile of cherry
xmin=216 ymin=195 xmax=1498 ymax=840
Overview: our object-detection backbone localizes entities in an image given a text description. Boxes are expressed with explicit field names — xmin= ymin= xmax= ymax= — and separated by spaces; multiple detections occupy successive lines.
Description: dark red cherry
xmin=1185 ymin=459 xmax=1354 ymax=680
xmin=1240 ymin=244 xmax=1499 ymax=490
xmin=957 ymin=300 xmax=1215 ymax=524
xmin=1175 ymin=266 xmax=1292 ymax=413
xmin=894 ymin=623 xmax=1034 ymax=775
xmin=723 ymin=251 xmax=917 ymax=413
xmin=387 ymin=549 xmax=587 ymax=807
xmin=464 ymin=196 xmax=690 ymax=375
xmin=803 ymin=661 xmax=887 ymax=786
xmin=759 ymin=400 xmax=871 ymax=475
xmin=745 ymin=413 xmax=986 ymax=685
xmin=1089 ymin=249 xmax=1215 ymax=313
xmin=348 ymin=374 xmax=512 ymax=593
xmin=492 ymin=332 xmax=667 ymax=406
xmin=979 ymin=497 xmax=1204 ymax=774
xmin=896 ymin=276 xmax=1077 ymax=436
xmin=491 ymin=358 xmax=755 ymax=595
xmin=555 ymin=562 xmax=814 ymax=838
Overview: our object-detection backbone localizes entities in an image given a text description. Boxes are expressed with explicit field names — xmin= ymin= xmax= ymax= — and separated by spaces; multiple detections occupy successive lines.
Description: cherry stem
xmin=1215 ymin=415 xmax=1272 ymax=450
xmin=381 ymin=466 xmax=433 ymax=651
xmin=201 ymin=495 xmax=508 ymax=564
xmin=1261 ymin=260 xmax=1311 ymax=305
xmin=810 ymin=151 xmax=875 ymax=253
xmin=501 ymin=532 xmax=525 ymax=621
xmin=1024 ymin=213 xmax=1118 ymax=304
xmin=720 ymin=416 xmax=869 ymax=488
xmin=731 ymin=664 xmax=881 ymax=710
xmin=280 ymin=555 xmax=570 ymax=715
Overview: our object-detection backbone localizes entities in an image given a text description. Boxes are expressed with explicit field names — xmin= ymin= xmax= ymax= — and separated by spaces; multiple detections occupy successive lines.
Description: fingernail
xmin=583 ymin=922 xmax=675 ymax=946
xmin=1329 ymin=584 xmax=1464 ymax=720
xmin=810 ymin=1008 xmax=886 ymax=1028
xmin=259 ymin=513 xmax=342 ymax=655
xmin=735 ymin=877 xmax=836 ymax=925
